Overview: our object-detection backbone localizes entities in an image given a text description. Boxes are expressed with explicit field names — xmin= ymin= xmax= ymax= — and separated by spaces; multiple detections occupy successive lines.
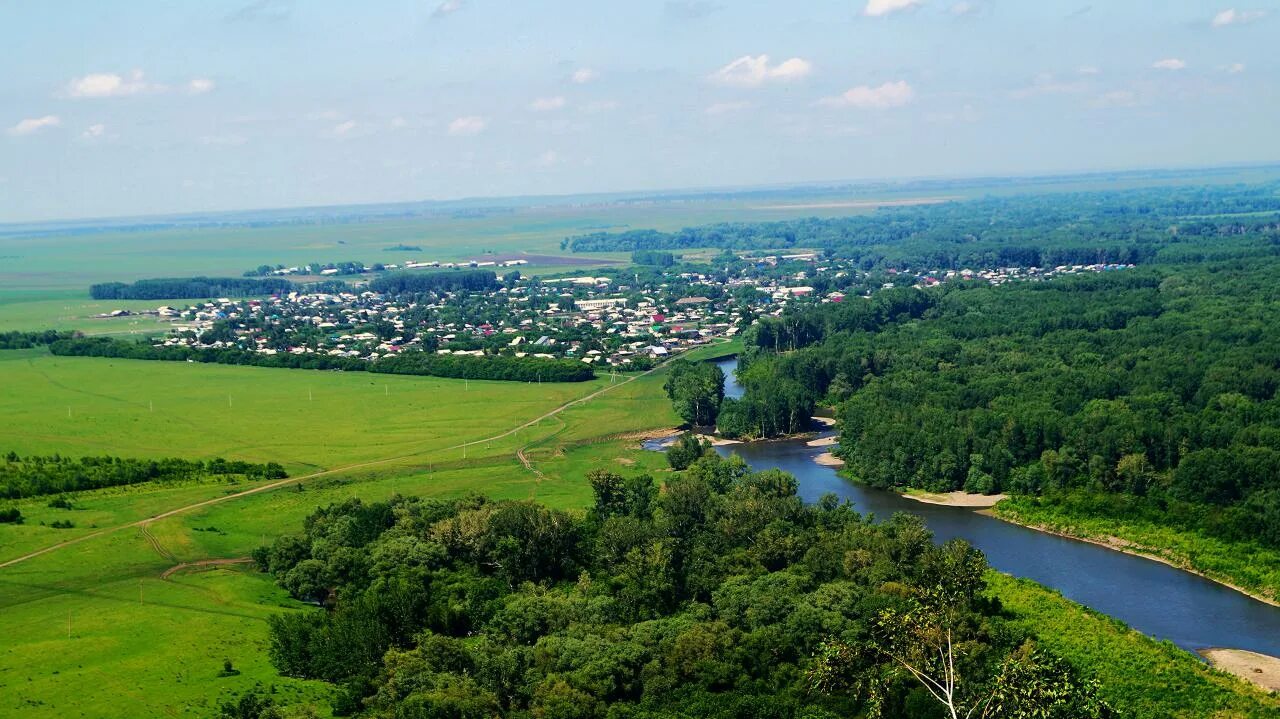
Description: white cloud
xmin=448 ymin=116 xmax=487 ymax=136
xmin=709 ymin=55 xmax=812 ymax=87
xmin=530 ymin=96 xmax=566 ymax=111
xmin=7 ymin=115 xmax=61 ymax=136
xmin=1077 ymin=66 xmax=1100 ymax=75
xmin=536 ymin=150 xmax=561 ymax=167
xmin=1211 ymin=8 xmax=1266 ymax=26
xmin=864 ymin=0 xmax=920 ymax=17
xmin=1226 ymin=62 xmax=1247 ymax=73
xmin=331 ymin=120 xmax=358 ymax=136
xmin=81 ymin=123 xmax=106 ymax=139
xmin=1151 ymin=58 xmax=1186 ymax=70
xmin=571 ymin=68 xmax=598 ymax=84
xmin=432 ymin=0 xmax=464 ymax=18
xmin=65 ymin=70 xmax=161 ymax=98
xmin=818 ymin=80 xmax=914 ymax=109
xmin=187 ymin=78 xmax=215 ymax=95
xmin=705 ymin=101 xmax=752 ymax=115
xmin=389 ymin=116 xmax=408 ymax=129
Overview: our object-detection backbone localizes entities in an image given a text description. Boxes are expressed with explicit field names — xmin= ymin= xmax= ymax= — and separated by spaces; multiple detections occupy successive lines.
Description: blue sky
xmin=1 ymin=1 xmax=1275 ymax=222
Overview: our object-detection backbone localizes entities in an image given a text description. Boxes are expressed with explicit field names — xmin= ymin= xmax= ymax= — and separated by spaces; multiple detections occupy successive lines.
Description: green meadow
xmin=0 ymin=343 xmax=697 ymax=718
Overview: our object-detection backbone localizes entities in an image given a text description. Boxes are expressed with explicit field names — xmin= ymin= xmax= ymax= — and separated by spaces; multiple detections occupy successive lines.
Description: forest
xmin=0 ymin=453 xmax=286 ymax=499
xmin=721 ymin=253 xmax=1280 ymax=553
xmin=246 ymin=453 xmax=1110 ymax=719
xmin=46 ymin=336 xmax=597 ymax=382
xmin=567 ymin=183 xmax=1280 ymax=271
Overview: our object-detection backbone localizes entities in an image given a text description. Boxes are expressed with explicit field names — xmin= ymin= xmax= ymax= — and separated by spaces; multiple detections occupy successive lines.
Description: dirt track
xmin=160 ymin=557 xmax=254 ymax=580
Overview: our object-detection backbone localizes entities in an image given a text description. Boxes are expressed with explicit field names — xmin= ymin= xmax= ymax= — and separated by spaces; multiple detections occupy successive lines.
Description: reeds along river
xmin=707 ymin=357 xmax=1280 ymax=658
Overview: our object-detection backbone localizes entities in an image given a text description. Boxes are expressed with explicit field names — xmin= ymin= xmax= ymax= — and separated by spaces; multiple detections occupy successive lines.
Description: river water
xmin=700 ymin=357 xmax=1280 ymax=656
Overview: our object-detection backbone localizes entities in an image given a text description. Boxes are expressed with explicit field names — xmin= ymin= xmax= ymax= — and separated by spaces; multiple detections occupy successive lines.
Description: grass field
xmin=0 ymin=343 xmax=694 ymax=718
xmin=0 ymin=349 xmax=602 ymax=469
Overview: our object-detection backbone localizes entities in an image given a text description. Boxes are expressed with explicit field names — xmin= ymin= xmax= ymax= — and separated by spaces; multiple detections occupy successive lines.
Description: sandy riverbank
xmin=1200 ymin=648 xmax=1280 ymax=692
xmin=901 ymin=490 xmax=1008 ymax=508
xmin=814 ymin=452 xmax=845 ymax=467
xmin=806 ymin=435 xmax=837 ymax=447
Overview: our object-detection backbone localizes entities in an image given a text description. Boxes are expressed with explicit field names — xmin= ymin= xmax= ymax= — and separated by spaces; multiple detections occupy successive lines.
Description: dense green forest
xmin=247 ymin=453 xmax=1110 ymax=719
xmin=0 ymin=453 xmax=286 ymax=499
xmin=567 ymin=184 xmax=1280 ymax=271
xmin=47 ymin=336 xmax=597 ymax=382
xmin=722 ymin=254 xmax=1280 ymax=558
xmin=89 ymin=276 xmax=296 ymax=300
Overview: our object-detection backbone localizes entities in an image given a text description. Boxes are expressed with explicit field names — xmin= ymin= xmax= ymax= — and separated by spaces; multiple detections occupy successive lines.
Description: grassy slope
xmin=994 ymin=496 xmax=1280 ymax=604
xmin=988 ymin=573 xmax=1280 ymax=718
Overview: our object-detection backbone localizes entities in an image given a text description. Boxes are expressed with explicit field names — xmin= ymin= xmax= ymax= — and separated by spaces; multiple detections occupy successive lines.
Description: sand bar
xmin=1200 ymin=648 xmax=1280 ymax=692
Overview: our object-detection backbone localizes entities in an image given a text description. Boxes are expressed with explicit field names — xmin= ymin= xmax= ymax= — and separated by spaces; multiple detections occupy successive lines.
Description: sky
xmin=1 ymin=0 xmax=1276 ymax=222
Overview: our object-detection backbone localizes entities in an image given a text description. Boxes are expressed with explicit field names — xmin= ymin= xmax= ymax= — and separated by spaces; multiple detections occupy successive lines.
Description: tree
xmin=666 ymin=432 xmax=711 ymax=470
xmin=663 ymin=360 xmax=725 ymax=427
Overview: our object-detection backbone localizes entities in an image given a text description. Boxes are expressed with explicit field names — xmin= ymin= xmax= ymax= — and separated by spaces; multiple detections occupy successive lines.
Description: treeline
xmin=368 ymin=269 xmax=497 ymax=294
xmin=567 ymin=184 xmax=1280 ymax=271
xmin=0 ymin=330 xmax=77 ymax=350
xmin=90 ymin=276 xmax=295 ymax=300
xmin=374 ymin=351 xmax=594 ymax=382
xmin=48 ymin=336 xmax=596 ymax=382
xmin=0 ymin=452 xmax=286 ymax=499
xmin=251 ymin=454 xmax=1109 ymax=718
xmin=732 ymin=258 xmax=1280 ymax=550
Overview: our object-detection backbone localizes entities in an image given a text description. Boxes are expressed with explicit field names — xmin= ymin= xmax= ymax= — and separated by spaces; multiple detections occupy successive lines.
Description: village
xmin=100 ymin=253 xmax=1132 ymax=370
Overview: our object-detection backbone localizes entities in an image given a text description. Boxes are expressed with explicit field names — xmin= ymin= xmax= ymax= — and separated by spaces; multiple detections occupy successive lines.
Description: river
xmin=704 ymin=357 xmax=1280 ymax=657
